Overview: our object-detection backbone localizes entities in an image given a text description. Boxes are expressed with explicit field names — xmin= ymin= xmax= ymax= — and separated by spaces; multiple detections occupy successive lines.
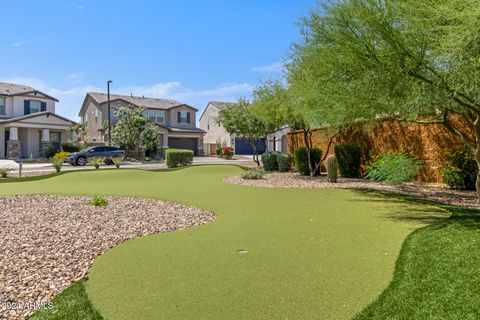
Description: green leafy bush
xmin=294 ymin=147 xmax=322 ymax=176
xmin=143 ymin=156 xmax=152 ymax=162
xmin=112 ymin=156 xmax=124 ymax=169
xmin=441 ymin=147 xmax=477 ymax=190
xmin=365 ymin=151 xmax=423 ymax=184
xmin=241 ymin=168 xmax=265 ymax=179
xmin=165 ymin=148 xmax=194 ymax=167
xmin=261 ymin=151 xmax=281 ymax=171
xmin=215 ymin=146 xmax=222 ymax=156
xmin=221 ymin=146 xmax=234 ymax=159
xmin=277 ymin=153 xmax=293 ymax=172
xmin=50 ymin=157 xmax=64 ymax=173
xmin=88 ymin=195 xmax=108 ymax=207
xmin=61 ymin=142 xmax=80 ymax=153
xmin=44 ymin=145 xmax=59 ymax=158
xmin=0 ymin=167 xmax=13 ymax=178
xmin=89 ymin=157 xmax=103 ymax=169
xmin=53 ymin=151 xmax=70 ymax=161
xmin=334 ymin=144 xmax=362 ymax=178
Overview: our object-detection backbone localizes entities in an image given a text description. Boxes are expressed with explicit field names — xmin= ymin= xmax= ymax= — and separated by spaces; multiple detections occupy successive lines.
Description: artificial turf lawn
xmin=0 ymin=165 xmax=450 ymax=319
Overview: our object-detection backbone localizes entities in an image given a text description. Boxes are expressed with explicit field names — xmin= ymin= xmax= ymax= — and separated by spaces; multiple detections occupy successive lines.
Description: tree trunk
xmin=302 ymin=129 xmax=315 ymax=177
xmin=473 ymin=118 xmax=480 ymax=197
xmin=251 ymin=141 xmax=260 ymax=166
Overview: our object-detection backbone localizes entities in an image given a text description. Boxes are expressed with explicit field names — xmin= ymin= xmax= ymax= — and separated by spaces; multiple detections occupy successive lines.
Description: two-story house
xmin=0 ymin=82 xmax=76 ymax=159
xmin=78 ymin=92 xmax=205 ymax=155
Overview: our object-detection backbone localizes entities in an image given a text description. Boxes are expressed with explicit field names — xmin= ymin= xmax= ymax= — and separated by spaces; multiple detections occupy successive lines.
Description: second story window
xmin=30 ymin=100 xmax=41 ymax=113
xmin=0 ymin=97 xmax=5 ymax=115
xmin=143 ymin=109 xmax=164 ymax=123
xmin=178 ymin=111 xmax=190 ymax=124
xmin=109 ymin=106 xmax=117 ymax=123
xmin=24 ymin=100 xmax=46 ymax=115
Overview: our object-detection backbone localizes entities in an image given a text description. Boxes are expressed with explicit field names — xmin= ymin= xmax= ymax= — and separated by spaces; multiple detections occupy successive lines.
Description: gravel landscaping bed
xmin=225 ymin=172 xmax=480 ymax=209
xmin=0 ymin=195 xmax=214 ymax=320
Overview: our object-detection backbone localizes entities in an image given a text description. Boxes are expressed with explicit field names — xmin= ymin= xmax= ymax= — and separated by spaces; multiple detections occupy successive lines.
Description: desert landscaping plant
xmin=89 ymin=157 xmax=103 ymax=170
xmin=50 ymin=157 xmax=64 ymax=173
xmin=241 ymin=168 xmax=265 ymax=179
xmin=112 ymin=156 xmax=124 ymax=169
xmin=44 ymin=145 xmax=59 ymax=159
xmin=326 ymin=155 xmax=338 ymax=183
xmin=88 ymin=195 xmax=108 ymax=207
xmin=334 ymin=144 xmax=362 ymax=178
xmin=165 ymin=149 xmax=194 ymax=167
xmin=277 ymin=153 xmax=293 ymax=172
xmin=53 ymin=151 xmax=70 ymax=161
xmin=294 ymin=147 xmax=322 ymax=176
xmin=365 ymin=152 xmax=423 ymax=184
xmin=261 ymin=151 xmax=280 ymax=171
xmin=0 ymin=167 xmax=13 ymax=178
xmin=221 ymin=146 xmax=234 ymax=159
xmin=441 ymin=147 xmax=477 ymax=190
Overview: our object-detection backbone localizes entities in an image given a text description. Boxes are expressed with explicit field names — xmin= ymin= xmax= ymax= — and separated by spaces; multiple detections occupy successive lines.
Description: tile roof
xmin=87 ymin=92 xmax=196 ymax=111
xmin=0 ymin=82 xmax=59 ymax=101
xmin=0 ymin=111 xmax=76 ymax=124
xmin=209 ymin=101 xmax=237 ymax=110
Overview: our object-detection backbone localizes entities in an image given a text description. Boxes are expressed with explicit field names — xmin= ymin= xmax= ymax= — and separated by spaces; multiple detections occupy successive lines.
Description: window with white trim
xmin=0 ymin=97 xmax=5 ymax=115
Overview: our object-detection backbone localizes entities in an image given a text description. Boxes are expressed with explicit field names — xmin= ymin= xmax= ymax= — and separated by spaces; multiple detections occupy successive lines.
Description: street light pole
xmin=107 ymin=80 xmax=113 ymax=146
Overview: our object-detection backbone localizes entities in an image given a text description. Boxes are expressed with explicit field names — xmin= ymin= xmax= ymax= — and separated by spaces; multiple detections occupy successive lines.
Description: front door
xmin=4 ymin=131 xmax=9 ymax=158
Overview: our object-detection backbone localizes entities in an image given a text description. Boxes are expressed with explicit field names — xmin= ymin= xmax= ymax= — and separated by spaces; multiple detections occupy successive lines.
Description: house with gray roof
xmin=0 ymin=82 xmax=76 ymax=159
xmin=78 ymin=92 xmax=205 ymax=156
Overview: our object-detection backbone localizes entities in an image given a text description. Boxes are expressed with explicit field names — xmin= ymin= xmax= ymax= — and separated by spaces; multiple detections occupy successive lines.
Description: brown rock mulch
xmin=225 ymin=172 xmax=480 ymax=209
xmin=0 ymin=195 xmax=214 ymax=320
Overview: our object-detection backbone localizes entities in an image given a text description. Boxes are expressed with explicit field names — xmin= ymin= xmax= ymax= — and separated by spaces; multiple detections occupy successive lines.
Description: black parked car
xmin=67 ymin=146 xmax=125 ymax=166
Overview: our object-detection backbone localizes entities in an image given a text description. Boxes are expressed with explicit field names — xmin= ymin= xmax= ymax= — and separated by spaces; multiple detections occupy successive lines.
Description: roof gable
xmin=0 ymin=82 xmax=59 ymax=102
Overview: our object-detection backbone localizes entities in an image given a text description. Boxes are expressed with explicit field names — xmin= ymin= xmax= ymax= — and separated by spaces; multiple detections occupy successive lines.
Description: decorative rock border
xmin=225 ymin=172 xmax=480 ymax=209
xmin=0 ymin=195 xmax=214 ymax=320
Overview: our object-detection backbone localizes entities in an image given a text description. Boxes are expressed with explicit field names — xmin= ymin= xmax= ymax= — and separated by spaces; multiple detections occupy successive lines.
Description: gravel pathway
xmin=0 ymin=195 xmax=214 ymax=320
xmin=225 ymin=172 xmax=480 ymax=209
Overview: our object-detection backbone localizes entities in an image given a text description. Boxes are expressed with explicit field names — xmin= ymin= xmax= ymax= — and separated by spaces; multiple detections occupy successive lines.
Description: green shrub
xmin=221 ymin=146 xmax=234 ymax=159
xmin=261 ymin=151 xmax=281 ymax=171
xmin=241 ymin=168 xmax=265 ymax=179
xmin=326 ymin=155 xmax=338 ymax=183
xmin=294 ymin=147 xmax=322 ymax=176
xmin=334 ymin=144 xmax=362 ymax=178
xmin=365 ymin=151 xmax=423 ymax=184
xmin=50 ymin=157 xmax=64 ymax=173
xmin=143 ymin=156 xmax=152 ymax=162
xmin=441 ymin=147 xmax=477 ymax=190
xmin=44 ymin=145 xmax=59 ymax=158
xmin=277 ymin=153 xmax=293 ymax=172
xmin=215 ymin=146 xmax=222 ymax=156
xmin=53 ymin=151 xmax=70 ymax=161
xmin=165 ymin=148 xmax=194 ymax=167
xmin=112 ymin=156 xmax=123 ymax=169
xmin=89 ymin=157 xmax=103 ymax=169
xmin=88 ymin=195 xmax=108 ymax=207
xmin=61 ymin=142 xmax=80 ymax=153
xmin=0 ymin=167 xmax=13 ymax=178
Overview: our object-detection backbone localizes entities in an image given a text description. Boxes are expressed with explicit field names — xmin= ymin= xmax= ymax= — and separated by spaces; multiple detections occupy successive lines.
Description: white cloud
xmin=0 ymin=77 xmax=254 ymax=123
xmin=66 ymin=73 xmax=84 ymax=84
xmin=11 ymin=40 xmax=31 ymax=48
xmin=251 ymin=61 xmax=284 ymax=73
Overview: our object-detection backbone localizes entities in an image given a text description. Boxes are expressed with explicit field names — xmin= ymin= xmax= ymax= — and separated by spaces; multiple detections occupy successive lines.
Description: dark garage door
xmin=168 ymin=138 xmax=198 ymax=155
xmin=234 ymin=138 xmax=266 ymax=155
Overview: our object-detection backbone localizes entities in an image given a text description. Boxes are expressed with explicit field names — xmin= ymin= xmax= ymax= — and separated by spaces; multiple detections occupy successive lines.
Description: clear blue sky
xmin=0 ymin=0 xmax=316 ymax=120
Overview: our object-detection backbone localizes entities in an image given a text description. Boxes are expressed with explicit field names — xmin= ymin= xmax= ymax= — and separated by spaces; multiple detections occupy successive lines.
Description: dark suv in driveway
xmin=67 ymin=146 xmax=125 ymax=166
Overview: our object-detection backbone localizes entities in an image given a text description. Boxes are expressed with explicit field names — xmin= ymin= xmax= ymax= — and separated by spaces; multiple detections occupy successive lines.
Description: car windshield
xmin=81 ymin=147 xmax=95 ymax=153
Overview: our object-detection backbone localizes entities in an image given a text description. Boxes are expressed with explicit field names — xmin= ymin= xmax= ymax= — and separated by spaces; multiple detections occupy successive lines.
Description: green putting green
xmin=0 ymin=166 xmax=448 ymax=319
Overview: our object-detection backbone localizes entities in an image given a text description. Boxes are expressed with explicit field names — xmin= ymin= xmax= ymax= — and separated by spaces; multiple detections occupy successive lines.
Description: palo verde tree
xmin=217 ymin=99 xmax=267 ymax=166
xmin=110 ymin=106 xmax=159 ymax=159
xmin=289 ymin=0 xmax=480 ymax=192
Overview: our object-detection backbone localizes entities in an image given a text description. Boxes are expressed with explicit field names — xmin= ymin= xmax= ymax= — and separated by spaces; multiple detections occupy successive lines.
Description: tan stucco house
xmin=0 ymin=82 xmax=76 ymax=159
xmin=78 ymin=92 xmax=205 ymax=155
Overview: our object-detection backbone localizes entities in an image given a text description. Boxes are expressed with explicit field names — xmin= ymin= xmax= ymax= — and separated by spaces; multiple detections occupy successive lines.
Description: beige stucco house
xmin=0 ymin=82 xmax=76 ymax=159
xmin=78 ymin=92 xmax=205 ymax=155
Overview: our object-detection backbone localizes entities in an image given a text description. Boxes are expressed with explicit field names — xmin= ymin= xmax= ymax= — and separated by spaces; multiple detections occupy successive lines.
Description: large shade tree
xmin=288 ymin=0 xmax=480 ymax=192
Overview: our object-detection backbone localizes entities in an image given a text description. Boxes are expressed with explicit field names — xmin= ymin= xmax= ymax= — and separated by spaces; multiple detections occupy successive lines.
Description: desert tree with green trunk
xmin=217 ymin=99 xmax=267 ymax=166
xmin=288 ymin=0 xmax=480 ymax=193
xmin=110 ymin=106 xmax=159 ymax=160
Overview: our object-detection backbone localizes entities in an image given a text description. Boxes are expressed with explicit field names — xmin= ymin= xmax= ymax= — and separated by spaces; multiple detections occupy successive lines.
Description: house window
xmin=143 ymin=109 xmax=164 ymax=123
xmin=0 ymin=97 xmax=5 ymax=115
xmin=30 ymin=100 xmax=41 ymax=113
xmin=50 ymin=132 xmax=61 ymax=150
xmin=95 ymin=109 xmax=99 ymax=123
xmin=178 ymin=111 xmax=190 ymax=124
xmin=109 ymin=106 xmax=117 ymax=123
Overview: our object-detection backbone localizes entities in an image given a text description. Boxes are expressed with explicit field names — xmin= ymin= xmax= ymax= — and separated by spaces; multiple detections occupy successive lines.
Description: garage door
xmin=168 ymin=138 xmax=198 ymax=155
xmin=234 ymin=138 xmax=266 ymax=155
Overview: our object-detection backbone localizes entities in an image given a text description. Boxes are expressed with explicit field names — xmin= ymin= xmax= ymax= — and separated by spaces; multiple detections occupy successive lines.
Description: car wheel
xmin=104 ymin=159 xmax=113 ymax=165
xmin=76 ymin=157 xmax=87 ymax=166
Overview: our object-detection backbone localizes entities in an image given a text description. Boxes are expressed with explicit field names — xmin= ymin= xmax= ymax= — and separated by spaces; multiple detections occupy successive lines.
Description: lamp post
xmin=107 ymin=80 xmax=113 ymax=146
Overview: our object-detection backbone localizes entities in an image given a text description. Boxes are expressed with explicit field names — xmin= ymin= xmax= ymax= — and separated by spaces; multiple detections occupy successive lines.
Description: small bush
xmin=222 ymin=146 xmax=234 ymax=159
xmin=44 ymin=145 xmax=59 ymax=158
xmin=334 ymin=144 xmax=362 ymax=178
xmin=277 ymin=153 xmax=293 ymax=172
xmin=261 ymin=151 xmax=281 ymax=171
xmin=165 ymin=148 xmax=194 ymax=167
xmin=88 ymin=195 xmax=108 ymax=207
xmin=441 ymin=147 xmax=477 ymax=190
xmin=215 ymin=146 xmax=222 ymax=156
xmin=143 ymin=156 xmax=152 ymax=162
xmin=365 ymin=151 xmax=423 ymax=184
xmin=53 ymin=151 xmax=70 ymax=161
xmin=0 ymin=167 xmax=13 ymax=178
xmin=50 ymin=157 xmax=64 ymax=173
xmin=112 ymin=156 xmax=123 ymax=169
xmin=61 ymin=142 xmax=80 ymax=153
xmin=89 ymin=157 xmax=103 ymax=169
xmin=241 ymin=168 xmax=265 ymax=179
xmin=294 ymin=147 xmax=322 ymax=176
